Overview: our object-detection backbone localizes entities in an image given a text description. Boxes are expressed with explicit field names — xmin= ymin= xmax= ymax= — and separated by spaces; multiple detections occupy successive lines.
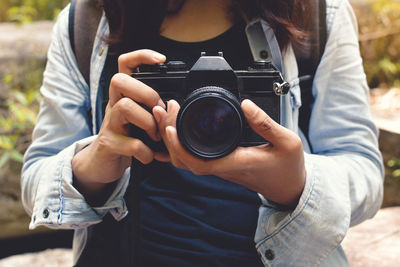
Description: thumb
xmin=118 ymin=49 xmax=166 ymax=74
xmin=241 ymin=99 xmax=287 ymax=147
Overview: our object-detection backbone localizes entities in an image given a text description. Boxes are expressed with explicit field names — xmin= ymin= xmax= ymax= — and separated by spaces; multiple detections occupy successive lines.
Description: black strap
xmin=68 ymin=0 xmax=102 ymax=86
xmin=69 ymin=0 xmax=103 ymax=134
xmin=296 ymin=0 xmax=327 ymax=150
xmin=68 ymin=0 xmax=76 ymax=55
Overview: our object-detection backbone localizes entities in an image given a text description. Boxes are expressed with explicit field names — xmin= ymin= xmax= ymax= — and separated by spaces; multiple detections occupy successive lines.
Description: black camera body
xmin=131 ymin=52 xmax=289 ymax=159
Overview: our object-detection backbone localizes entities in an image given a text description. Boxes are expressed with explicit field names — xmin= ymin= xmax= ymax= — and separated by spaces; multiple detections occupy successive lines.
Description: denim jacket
xmin=21 ymin=0 xmax=384 ymax=266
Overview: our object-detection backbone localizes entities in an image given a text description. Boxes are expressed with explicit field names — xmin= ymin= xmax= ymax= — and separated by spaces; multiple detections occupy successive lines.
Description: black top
xmin=133 ymin=22 xmax=264 ymax=266
xmin=142 ymin=22 xmax=254 ymax=70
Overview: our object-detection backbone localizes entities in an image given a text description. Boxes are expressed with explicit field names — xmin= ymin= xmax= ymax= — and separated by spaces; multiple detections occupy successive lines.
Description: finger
xmin=241 ymin=99 xmax=290 ymax=148
xmin=164 ymin=126 xmax=213 ymax=175
xmin=154 ymin=152 xmax=171 ymax=162
xmin=109 ymin=73 xmax=165 ymax=109
xmin=111 ymin=97 xmax=159 ymax=141
xmin=152 ymin=105 xmax=168 ymax=126
xmin=153 ymin=104 xmax=191 ymax=170
xmin=118 ymin=49 xmax=166 ymax=74
xmin=164 ymin=100 xmax=180 ymax=128
xmin=153 ymin=100 xmax=180 ymax=137
xmin=164 ymin=125 xmax=270 ymax=177
xmin=207 ymin=145 xmax=270 ymax=177
xmin=97 ymin=133 xmax=154 ymax=164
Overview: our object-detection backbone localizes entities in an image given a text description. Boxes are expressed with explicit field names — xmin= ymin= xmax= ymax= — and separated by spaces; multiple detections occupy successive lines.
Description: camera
xmin=130 ymin=52 xmax=289 ymax=159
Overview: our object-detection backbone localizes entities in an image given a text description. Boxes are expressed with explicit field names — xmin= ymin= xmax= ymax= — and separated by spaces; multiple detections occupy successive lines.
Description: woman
xmin=21 ymin=0 xmax=384 ymax=266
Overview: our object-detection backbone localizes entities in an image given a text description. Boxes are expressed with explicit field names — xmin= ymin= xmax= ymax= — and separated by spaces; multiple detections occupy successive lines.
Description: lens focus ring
xmin=177 ymin=86 xmax=244 ymax=159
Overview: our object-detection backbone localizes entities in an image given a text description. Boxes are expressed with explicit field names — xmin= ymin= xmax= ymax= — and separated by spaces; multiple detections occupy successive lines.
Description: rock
xmin=370 ymin=88 xmax=400 ymax=207
xmin=370 ymin=88 xmax=400 ymax=134
xmin=0 ymin=21 xmax=53 ymax=100
xmin=0 ymin=249 xmax=72 ymax=267
xmin=0 ymin=21 xmax=53 ymax=60
xmin=342 ymin=207 xmax=400 ymax=267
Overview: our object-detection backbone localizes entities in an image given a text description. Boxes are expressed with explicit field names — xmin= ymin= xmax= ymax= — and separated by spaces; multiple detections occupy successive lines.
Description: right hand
xmin=72 ymin=49 xmax=166 ymax=197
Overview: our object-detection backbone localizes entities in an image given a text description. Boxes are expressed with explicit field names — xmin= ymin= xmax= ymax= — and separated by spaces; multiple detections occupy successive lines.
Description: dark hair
xmin=101 ymin=0 xmax=312 ymax=54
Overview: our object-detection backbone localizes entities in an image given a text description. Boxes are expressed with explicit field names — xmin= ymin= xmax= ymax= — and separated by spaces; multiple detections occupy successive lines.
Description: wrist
xmin=73 ymin=175 xmax=113 ymax=206
xmin=259 ymin=169 xmax=306 ymax=208
xmin=71 ymin=143 xmax=119 ymax=206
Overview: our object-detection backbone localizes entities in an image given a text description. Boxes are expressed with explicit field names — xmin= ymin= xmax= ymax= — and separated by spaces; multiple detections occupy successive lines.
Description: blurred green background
xmin=0 ymin=0 xmax=399 ymax=249
xmin=0 ymin=0 xmax=68 ymax=23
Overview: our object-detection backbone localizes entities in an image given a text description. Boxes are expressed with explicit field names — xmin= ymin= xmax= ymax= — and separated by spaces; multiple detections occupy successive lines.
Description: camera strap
xmin=245 ymin=1 xmax=327 ymax=149
xmin=68 ymin=0 xmax=102 ymax=86
xmin=245 ymin=20 xmax=275 ymax=63
xmin=245 ymin=18 xmax=290 ymax=78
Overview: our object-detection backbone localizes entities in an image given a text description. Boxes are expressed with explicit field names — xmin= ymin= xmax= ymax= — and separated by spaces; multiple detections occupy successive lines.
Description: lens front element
xmin=177 ymin=87 xmax=244 ymax=159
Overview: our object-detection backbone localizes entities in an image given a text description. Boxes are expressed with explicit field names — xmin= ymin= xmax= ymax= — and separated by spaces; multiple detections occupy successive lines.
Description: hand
xmin=72 ymin=49 xmax=166 ymax=200
xmin=153 ymin=99 xmax=306 ymax=207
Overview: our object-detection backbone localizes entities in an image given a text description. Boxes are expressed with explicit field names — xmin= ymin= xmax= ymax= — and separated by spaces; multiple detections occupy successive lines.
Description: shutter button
xmin=265 ymin=249 xmax=275 ymax=260
xmin=43 ymin=208 xmax=50 ymax=218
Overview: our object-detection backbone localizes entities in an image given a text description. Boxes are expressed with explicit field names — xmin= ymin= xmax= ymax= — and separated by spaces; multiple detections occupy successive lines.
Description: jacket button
xmin=43 ymin=208 xmax=50 ymax=218
xmin=265 ymin=249 xmax=275 ymax=260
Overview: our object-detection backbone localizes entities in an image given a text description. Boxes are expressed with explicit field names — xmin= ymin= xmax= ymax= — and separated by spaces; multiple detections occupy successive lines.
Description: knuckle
xmin=191 ymin=167 xmax=207 ymax=176
xmin=110 ymin=73 xmax=127 ymax=90
xmin=191 ymin=168 xmax=201 ymax=175
xmin=286 ymin=133 xmax=303 ymax=151
xmin=145 ymin=88 xmax=161 ymax=107
xmin=130 ymin=139 xmax=147 ymax=157
xmin=170 ymin=157 xmax=182 ymax=169
xmin=140 ymin=153 xmax=153 ymax=165
xmin=114 ymin=97 xmax=132 ymax=114
xmin=258 ymin=116 xmax=273 ymax=132
xmin=131 ymin=141 xmax=153 ymax=164
xmin=292 ymin=135 xmax=303 ymax=150
xmin=130 ymin=139 xmax=142 ymax=153
xmin=118 ymin=54 xmax=129 ymax=66
xmin=96 ymin=134 xmax=113 ymax=151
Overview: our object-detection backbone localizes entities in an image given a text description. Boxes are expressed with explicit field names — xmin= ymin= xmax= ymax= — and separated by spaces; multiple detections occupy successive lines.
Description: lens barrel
xmin=177 ymin=86 xmax=244 ymax=159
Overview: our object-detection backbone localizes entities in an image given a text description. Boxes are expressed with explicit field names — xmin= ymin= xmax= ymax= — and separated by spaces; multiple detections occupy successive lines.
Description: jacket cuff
xmin=255 ymin=153 xmax=350 ymax=266
xmin=29 ymin=136 xmax=129 ymax=229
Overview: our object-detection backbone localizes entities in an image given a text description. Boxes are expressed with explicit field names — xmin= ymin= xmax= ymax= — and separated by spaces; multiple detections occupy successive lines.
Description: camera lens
xmin=177 ymin=87 xmax=244 ymax=159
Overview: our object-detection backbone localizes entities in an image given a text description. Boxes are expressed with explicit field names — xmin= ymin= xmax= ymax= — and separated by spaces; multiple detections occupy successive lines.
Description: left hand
xmin=153 ymin=99 xmax=306 ymax=208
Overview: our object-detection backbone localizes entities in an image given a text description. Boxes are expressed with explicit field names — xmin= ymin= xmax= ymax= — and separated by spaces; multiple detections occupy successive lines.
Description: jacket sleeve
xmin=21 ymin=6 xmax=129 ymax=230
xmin=255 ymin=0 xmax=384 ymax=265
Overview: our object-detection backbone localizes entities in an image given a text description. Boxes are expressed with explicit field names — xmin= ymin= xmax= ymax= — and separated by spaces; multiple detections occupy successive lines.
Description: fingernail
xmin=242 ymin=99 xmax=253 ymax=109
xmin=152 ymin=52 xmax=166 ymax=61
xmin=242 ymin=99 xmax=257 ymax=117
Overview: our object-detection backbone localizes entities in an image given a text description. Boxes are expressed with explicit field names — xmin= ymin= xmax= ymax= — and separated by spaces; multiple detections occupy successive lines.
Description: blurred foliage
xmin=387 ymin=157 xmax=400 ymax=178
xmin=0 ymin=89 xmax=39 ymax=168
xmin=358 ymin=0 xmax=400 ymax=88
xmin=0 ymin=68 xmax=42 ymax=168
xmin=0 ymin=0 xmax=69 ymax=23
